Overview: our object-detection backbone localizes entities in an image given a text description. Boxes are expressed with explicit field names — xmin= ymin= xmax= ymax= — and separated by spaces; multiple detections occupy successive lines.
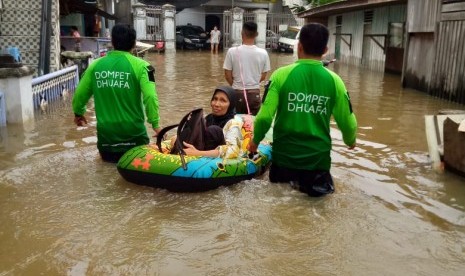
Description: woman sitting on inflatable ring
xmin=180 ymin=86 xmax=253 ymax=159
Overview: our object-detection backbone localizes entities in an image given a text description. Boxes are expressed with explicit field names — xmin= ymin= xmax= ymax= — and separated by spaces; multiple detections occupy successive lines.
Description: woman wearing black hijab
xmin=184 ymin=86 xmax=245 ymax=159
xmin=205 ymin=86 xmax=236 ymax=128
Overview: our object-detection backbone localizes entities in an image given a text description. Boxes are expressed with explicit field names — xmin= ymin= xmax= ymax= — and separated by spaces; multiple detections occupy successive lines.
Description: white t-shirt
xmin=223 ymin=45 xmax=271 ymax=90
xmin=210 ymin=30 xmax=221 ymax=44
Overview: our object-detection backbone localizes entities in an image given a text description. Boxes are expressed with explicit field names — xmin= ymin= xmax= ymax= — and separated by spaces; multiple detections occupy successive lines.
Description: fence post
xmin=254 ymin=9 xmax=268 ymax=49
xmin=162 ymin=4 xmax=176 ymax=51
xmin=232 ymin=7 xmax=244 ymax=47
xmin=0 ymin=66 xmax=35 ymax=124
xmin=0 ymin=91 xmax=6 ymax=127
xmin=133 ymin=2 xmax=147 ymax=40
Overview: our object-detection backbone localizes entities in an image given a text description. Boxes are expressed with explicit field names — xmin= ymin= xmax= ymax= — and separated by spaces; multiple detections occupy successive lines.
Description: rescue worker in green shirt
xmin=248 ymin=23 xmax=357 ymax=197
xmin=73 ymin=24 xmax=162 ymax=163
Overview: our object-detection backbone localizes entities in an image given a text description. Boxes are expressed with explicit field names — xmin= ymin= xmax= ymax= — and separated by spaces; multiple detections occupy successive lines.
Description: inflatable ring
xmin=117 ymin=142 xmax=272 ymax=192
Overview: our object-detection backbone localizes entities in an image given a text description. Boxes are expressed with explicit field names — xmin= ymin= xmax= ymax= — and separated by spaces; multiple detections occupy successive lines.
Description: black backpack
xmin=156 ymin=108 xmax=207 ymax=169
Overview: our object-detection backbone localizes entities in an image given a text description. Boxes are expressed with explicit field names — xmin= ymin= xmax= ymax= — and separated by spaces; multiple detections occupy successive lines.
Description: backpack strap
xmin=174 ymin=108 xmax=205 ymax=170
xmin=174 ymin=138 xmax=188 ymax=170
xmin=235 ymin=46 xmax=252 ymax=115
xmin=155 ymin=124 xmax=179 ymax=152
xmin=155 ymin=123 xmax=188 ymax=170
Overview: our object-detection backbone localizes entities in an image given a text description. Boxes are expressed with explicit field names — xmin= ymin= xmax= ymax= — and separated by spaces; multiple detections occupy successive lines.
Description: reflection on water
xmin=1 ymin=51 xmax=465 ymax=275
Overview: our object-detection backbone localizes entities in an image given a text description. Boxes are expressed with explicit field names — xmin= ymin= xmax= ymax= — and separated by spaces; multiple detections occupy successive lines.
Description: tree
xmin=309 ymin=0 xmax=342 ymax=7
xmin=290 ymin=4 xmax=307 ymax=13
xmin=290 ymin=0 xmax=342 ymax=14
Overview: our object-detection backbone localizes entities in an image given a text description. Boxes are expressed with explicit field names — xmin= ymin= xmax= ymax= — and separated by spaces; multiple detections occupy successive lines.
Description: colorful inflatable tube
xmin=117 ymin=142 xmax=272 ymax=192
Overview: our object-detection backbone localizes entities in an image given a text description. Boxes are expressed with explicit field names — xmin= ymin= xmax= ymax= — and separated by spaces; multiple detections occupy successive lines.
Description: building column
xmin=0 ymin=66 xmax=35 ymax=124
xmin=133 ymin=2 xmax=147 ymax=40
xmin=232 ymin=7 xmax=244 ymax=47
xmin=254 ymin=9 xmax=268 ymax=49
xmin=162 ymin=4 xmax=176 ymax=51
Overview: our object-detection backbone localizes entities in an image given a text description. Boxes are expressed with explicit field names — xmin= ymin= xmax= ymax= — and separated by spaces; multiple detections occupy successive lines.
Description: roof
xmin=298 ymin=0 xmax=406 ymax=19
xmin=140 ymin=0 xmax=210 ymax=11
xmin=60 ymin=0 xmax=118 ymax=20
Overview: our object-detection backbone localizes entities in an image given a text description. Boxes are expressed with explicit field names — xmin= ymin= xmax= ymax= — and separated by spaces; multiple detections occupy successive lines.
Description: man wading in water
xmin=248 ymin=23 xmax=358 ymax=197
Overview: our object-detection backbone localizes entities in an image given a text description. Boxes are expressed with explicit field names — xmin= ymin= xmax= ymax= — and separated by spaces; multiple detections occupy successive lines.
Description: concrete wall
xmin=115 ymin=0 xmax=133 ymax=24
xmin=175 ymin=7 xmax=207 ymax=29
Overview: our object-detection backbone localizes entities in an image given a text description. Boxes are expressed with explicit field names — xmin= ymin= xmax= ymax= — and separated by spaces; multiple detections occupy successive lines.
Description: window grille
xmin=364 ymin=10 xmax=373 ymax=23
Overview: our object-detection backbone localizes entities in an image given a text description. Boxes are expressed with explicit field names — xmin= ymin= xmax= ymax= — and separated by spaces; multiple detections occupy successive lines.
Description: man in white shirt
xmin=223 ymin=21 xmax=271 ymax=115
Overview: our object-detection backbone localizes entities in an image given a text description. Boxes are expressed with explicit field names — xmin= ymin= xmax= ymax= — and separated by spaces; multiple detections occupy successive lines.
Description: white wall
xmin=175 ymin=7 xmax=206 ymax=28
xmin=283 ymin=0 xmax=306 ymax=7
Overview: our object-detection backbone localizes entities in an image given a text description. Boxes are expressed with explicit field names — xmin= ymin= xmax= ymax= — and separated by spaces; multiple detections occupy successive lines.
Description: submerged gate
xmin=222 ymin=9 xmax=302 ymax=49
xmin=222 ymin=11 xmax=231 ymax=49
xmin=266 ymin=13 xmax=303 ymax=39
xmin=145 ymin=5 xmax=164 ymax=42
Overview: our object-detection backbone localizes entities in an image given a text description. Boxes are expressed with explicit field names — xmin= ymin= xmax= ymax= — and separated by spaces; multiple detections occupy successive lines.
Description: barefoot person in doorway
xmin=210 ymin=26 xmax=221 ymax=54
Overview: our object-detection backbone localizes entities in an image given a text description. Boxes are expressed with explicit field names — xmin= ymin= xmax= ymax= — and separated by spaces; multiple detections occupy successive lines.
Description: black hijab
xmin=205 ymin=86 xmax=236 ymax=128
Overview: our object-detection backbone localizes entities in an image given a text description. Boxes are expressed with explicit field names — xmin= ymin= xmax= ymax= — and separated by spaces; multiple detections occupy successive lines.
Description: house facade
xmin=0 ymin=0 xmax=61 ymax=75
xmin=411 ymin=0 xmax=465 ymax=103
xmin=0 ymin=0 xmax=119 ymax=76
xmin=299 ymin=0 xmax=407 ymax=72
xmin=299 ymin=0 xmax=465 ymax=105
xmin=0 ymin=0 xmax=298 ymax=76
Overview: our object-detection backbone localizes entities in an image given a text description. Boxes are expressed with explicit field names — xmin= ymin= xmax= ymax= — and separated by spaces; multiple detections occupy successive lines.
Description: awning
xmin=60 ymin=0 xmax=118 ymax=20
xmin=298 ymin=0 xmax=406 ymax=19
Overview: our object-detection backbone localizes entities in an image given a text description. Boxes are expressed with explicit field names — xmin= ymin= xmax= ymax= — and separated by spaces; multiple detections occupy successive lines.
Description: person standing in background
xmin=93 ymin=14 xmax=101 ymax=37
xmin=210 ymin=26 xmax=221 ymax=54
xmin=72 ymin=24 xmax=162 ymax=163
xmin=248 ymin=23 xmax=357 ymax=197
xmin=70 ymin=26 xmax=81 ymax=52
xmin=223 ymin=21 xmax=270 ymax=115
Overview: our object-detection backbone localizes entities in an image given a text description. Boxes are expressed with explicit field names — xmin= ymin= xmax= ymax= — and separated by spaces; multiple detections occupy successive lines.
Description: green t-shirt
xmin=72 ymin=50 xmax=160 ymax=153
xmin=253 ymin=59 xmax=357 ymax=170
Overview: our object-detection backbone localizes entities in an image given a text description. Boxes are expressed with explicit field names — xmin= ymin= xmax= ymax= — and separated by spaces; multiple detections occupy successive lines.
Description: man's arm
xmin=140 ymin=64 xmax=161 ymax=131
xmin=72 ymin=66 xmax=94 ymax=119
xmin=260 ymin=72 xmax=268 ymax=83
xmin=251 ymin=73 xmax=279 ymax=147
xmin=330 ymin=73 xmax=357 ymax=148
xmin=260 ymin=52 xmax=271 ymax=83
xmin=224 ymin=69 xmax=233 ymax=86
xmin=223 ymin=49 xmax=234 ymax=85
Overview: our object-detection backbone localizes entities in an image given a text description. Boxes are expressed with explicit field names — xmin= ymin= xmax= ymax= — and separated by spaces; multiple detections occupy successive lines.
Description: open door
xmin=385 ymin=22 xmax=405 ymax=74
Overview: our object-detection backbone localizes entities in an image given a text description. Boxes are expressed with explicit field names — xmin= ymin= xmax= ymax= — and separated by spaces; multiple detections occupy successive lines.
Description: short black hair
xmin=111 ymin=24 xmax=136 ymax=51
xmin=299 ymin=23 xmax=329 ymax=56
xmin=242 ymin=21 xmax=258 ymax=38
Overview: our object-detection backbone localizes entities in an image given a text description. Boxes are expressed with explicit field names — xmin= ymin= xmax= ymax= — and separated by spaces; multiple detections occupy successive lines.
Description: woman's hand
xmin=182 ymin=141 xmax=198 ymax=155
xmin=182 ymin=142 xmax=220 ymax=157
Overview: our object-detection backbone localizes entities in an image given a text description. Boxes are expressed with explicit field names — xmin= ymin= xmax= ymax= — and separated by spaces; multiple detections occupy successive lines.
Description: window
xmin=336 ymin=15 xmax=342 ymax=26
xmin=364 ymin=10 xmax=373 ymax=24
xmin=388 ymin=22 xmax=404 ymax=48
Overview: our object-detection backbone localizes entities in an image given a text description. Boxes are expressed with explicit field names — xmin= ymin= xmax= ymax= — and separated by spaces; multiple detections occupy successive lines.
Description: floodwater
xmin=1 ymin=50 xmax=465 ymax=276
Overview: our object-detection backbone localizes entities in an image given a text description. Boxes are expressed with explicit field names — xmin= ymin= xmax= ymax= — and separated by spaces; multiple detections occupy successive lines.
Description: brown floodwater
xmin=1 ymin=50 xmax=465 ymax=275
